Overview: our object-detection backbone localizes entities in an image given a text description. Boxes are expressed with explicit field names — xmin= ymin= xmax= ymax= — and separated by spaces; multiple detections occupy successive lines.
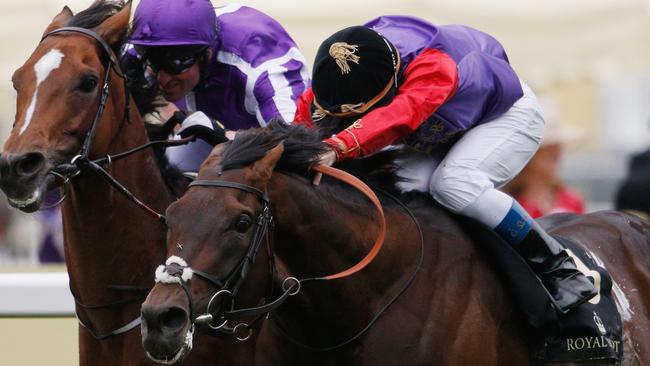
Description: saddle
xmin=455 ymin=215 xmax=624 ymax=364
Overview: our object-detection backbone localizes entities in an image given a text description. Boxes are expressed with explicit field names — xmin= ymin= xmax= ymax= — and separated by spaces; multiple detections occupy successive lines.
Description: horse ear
xmin=200 ymin=143 xmax=230 ymax=171
xmin=42 ymin=6 xmax=73 ymax=37
xmin=93 ymin=1 xmax=132 ymax=46
xmin=249 ymin=142 xmax=285 ymax=184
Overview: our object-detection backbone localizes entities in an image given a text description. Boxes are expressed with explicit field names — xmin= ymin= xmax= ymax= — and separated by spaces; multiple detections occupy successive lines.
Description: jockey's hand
xmin=313 ymin=147 xmax=337 ymax=186
xmin=178 ymin=111 xmax=228 ymax=146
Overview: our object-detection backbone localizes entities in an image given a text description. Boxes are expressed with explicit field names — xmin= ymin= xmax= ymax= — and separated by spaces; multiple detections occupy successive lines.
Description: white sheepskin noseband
xmin=155 ymin=255 xmax=194 ymax=284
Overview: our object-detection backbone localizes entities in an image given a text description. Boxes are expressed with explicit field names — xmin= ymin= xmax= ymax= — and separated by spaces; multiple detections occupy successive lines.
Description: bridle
xmin=39 ymin=26 xmax=193 ymax=340
xmin=42 ymin=27 xmax=192 ymax=222
xmin=156 ymin=180 xmax=277 ymax=341
xmin=44 ymin=27 xmax=129 ymax=157
xmin=155 ymin=164 xmax=390 ymax=343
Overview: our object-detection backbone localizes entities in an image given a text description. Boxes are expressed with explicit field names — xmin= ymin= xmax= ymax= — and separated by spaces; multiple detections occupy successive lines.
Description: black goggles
xmin=136 ymin=45 xmax=208 ymax=75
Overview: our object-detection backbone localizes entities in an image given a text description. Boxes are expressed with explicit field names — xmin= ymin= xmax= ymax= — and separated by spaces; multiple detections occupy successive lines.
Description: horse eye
xmin=78 ymin=75 xmax=98 ymax=92
xmin=234 ymin=216 xmax=252 ymax=233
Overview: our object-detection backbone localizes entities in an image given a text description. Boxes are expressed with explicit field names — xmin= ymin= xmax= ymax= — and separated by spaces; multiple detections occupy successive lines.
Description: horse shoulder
xmin=381 ymin=201 xmax=529 ymax=364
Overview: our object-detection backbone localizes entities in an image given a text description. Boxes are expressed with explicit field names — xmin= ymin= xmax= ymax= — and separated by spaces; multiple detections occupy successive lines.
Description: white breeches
xmin=397 ymin=80 xmax=545 ymax=219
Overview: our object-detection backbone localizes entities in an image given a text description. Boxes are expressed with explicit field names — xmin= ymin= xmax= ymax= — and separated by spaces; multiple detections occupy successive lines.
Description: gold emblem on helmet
xmin=329 ymin=42 xmax=360 ymax=74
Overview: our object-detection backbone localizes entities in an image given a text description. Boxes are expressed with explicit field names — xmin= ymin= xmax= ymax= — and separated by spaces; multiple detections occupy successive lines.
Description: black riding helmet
xmin=312 ymin=26 xmax=400 ymax=118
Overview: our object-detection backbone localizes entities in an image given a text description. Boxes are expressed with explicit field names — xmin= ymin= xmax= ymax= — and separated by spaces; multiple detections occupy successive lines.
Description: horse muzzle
xmin=143 ymin=328 xmax=194 ymax=366
xmin=0 ymin=152 xmax=55 ymax=212
xmin=141 ymin=302 xmax=194 ymax=365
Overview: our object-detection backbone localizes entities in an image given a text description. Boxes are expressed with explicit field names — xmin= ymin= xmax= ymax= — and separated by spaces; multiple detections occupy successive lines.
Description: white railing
xmin=0 ymin=272 xmax=74 ymax=316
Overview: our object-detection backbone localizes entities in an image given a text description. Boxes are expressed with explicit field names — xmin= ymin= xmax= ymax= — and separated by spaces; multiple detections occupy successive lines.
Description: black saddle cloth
xmin=533 ymin=236 xmax=623 ymax=363
xmin=455 ymin=216 xmax=623 ymax=364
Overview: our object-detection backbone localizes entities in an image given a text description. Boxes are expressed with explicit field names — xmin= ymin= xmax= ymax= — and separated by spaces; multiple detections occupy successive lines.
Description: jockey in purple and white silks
xmin=123 ymin=0 xmax=309 ymax=171
xmin=295 ymin=16 xmax=597 ymax=315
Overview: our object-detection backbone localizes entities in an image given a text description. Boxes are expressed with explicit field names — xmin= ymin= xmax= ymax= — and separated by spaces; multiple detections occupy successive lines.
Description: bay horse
xmin=0 ymin=1 xmax=253 ymax=365
xmin=141 ymin=122 xmax=650 ymax=365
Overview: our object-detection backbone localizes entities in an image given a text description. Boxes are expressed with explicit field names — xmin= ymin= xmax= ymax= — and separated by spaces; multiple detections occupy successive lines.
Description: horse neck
xmin=264 ymin=174 xmax=528 ymax=358
xmin=62 ymin=93 xmax=172 ymax=303
xmin=266 ymin=173 xmax=411 ymax=338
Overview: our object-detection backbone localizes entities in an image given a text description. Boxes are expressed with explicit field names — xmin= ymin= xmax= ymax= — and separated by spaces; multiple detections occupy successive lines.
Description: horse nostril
xmin=160 ymin=307 xmax=188 ymax=332
xmin=15 ymin=153 xmax=45 ymax=177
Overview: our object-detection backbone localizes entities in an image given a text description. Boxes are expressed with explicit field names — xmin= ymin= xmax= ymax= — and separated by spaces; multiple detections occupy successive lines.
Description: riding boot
xmin=515 ymin=220 xmax=597 ymax=314
xmin=462 ymin=189 xmax=597 ymax=315
xmin=487 ymin=196 xmax=598 ymax=314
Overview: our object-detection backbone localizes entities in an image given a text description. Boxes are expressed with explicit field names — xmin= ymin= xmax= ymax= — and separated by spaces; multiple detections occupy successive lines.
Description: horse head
xmin=141 ymin=136 xmax=285 ymax=363
xmin=0 ymin=2 xmax=131 ymax=212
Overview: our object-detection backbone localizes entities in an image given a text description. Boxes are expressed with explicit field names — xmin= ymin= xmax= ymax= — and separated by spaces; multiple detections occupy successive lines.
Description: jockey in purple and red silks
xmin=294 ymin=16 xmax=597 ymax=315
xmin=122 ymin=0 xmax=309 ymax=171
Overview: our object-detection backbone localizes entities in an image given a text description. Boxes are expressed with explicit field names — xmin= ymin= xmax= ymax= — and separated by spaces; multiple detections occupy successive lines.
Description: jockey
xmin=123 ymin=0 xmax=309 ymax=171
xmin=294 ymin=16 xmax=597 ymax=314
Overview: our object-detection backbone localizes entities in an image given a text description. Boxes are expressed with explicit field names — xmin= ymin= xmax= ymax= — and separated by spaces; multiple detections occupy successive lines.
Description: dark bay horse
xmin=0 ymin=2 xmax=252 ymax=365
xmin=141 ymin=123 xmax=650 ymax=365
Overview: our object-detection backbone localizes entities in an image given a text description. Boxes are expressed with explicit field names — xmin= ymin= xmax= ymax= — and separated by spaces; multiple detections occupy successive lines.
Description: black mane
xmin=220 ymin=120 xmax=405 ymax=193
xmin=67 ymin=0 xmax=124 ymax=29
xmin=220 ymin=120 xmax=326 ymax=173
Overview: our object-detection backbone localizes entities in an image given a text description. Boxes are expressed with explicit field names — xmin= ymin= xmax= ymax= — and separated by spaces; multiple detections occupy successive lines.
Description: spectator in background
xmin=501 ymin=115 xmax=585 ymax=218
xmin=615 ymin=148 xmax=650 ymax=220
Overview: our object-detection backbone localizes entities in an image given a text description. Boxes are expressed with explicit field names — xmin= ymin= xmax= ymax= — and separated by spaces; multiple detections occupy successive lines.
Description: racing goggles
xmin=137 ymin=45 xmax=208 ymax=75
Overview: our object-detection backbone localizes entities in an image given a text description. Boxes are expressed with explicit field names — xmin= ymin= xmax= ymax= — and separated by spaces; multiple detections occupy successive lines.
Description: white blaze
xmin=19 ymin=48 xmax=64 ymax=135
